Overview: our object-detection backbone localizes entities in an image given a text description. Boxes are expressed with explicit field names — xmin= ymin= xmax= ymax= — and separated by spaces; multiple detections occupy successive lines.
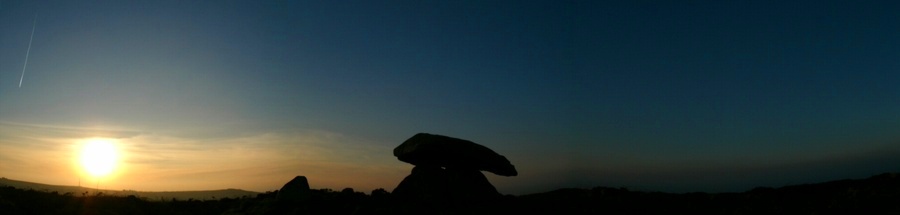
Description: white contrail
xmin=19 ymin=16 xmax=36 ymax=88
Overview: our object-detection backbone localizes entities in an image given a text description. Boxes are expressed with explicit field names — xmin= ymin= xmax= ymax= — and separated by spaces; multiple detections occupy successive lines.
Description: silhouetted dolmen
xmin=392 ymin=133 xmax=517 ymax=214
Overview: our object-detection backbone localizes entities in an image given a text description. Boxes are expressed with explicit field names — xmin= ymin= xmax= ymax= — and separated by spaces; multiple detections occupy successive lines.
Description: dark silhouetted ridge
xmin=2 ymin=173 xmax=898 ymax=214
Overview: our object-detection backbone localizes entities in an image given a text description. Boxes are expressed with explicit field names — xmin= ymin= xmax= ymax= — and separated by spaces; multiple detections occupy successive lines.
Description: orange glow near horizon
xmin=78 ymin=138 xmax=121 ymax=179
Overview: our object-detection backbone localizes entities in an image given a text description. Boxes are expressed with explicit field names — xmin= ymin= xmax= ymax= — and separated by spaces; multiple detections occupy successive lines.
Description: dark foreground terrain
xmin=1 ymin=172 xmax=898 ymax=215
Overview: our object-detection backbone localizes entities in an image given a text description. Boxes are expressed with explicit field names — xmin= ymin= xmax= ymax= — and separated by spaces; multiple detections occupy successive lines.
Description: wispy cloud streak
xmin=19 ymin=15 xmax=36 ymax=88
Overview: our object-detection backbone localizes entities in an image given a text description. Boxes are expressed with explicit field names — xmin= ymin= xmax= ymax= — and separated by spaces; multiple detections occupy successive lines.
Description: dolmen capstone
xmin=392 ymin=133 xmax=517 ymax=213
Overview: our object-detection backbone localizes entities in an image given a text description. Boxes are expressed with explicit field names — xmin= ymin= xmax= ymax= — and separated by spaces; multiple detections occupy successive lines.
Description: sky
xmin=2 ymin=0 xmax=900 ymax=194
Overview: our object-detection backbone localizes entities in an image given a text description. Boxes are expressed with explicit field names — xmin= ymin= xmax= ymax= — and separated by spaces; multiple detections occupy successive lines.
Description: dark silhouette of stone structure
xmin=392 ymin=133 xmax=517 ymax=213
xmin=394 ymin=133 xmax=517 ymax=176
xmin=270 ymin=176 xmax=312 ymax=214
xmin=277 ymin=176 xmax=311 ymax=203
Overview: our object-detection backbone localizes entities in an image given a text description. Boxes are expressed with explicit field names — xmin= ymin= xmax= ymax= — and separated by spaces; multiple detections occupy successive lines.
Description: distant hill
xmin=0 ymin=177 xmax=258 ymax=201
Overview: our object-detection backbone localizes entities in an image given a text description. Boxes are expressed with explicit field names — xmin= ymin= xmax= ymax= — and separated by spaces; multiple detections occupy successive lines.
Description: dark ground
xmin=1 ymin=172 xmax=898 ymax=215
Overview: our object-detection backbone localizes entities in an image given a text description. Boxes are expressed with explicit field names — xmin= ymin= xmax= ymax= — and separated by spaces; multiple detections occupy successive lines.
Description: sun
xmin=79 ymin=138 xmax=120 ymax=178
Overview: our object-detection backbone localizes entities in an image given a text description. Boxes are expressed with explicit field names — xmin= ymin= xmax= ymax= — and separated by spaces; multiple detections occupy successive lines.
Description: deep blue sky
xmin=2 ymin=0 xmax=899 ymax=194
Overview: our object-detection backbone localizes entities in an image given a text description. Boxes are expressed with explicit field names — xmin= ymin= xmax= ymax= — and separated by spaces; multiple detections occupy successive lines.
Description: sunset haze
xmin=2 ymin=0 xmax=900 ymax=195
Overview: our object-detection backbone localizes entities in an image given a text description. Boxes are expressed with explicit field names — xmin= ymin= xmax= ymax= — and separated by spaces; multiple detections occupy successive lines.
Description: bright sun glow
xmin=79 ymin=138 xmax=120 ymax=178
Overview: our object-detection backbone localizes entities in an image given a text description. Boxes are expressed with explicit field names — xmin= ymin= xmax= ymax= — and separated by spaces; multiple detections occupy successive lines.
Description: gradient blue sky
xmin=2 ymin=0 xmax=900 ymax=194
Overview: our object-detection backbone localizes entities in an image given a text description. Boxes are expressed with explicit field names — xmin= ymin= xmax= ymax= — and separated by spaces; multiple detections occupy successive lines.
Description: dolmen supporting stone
xmin=270 ymin=176 xmax=313 ymax=214
xmin=392 ymin=133 xmax=517 ymax=213
xmin=277 ymin=176 xmax=311 ymax=203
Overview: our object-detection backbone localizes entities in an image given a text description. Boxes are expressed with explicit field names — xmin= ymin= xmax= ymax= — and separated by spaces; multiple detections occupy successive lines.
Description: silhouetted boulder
xmin=393 ymin=166 xmax=500 ymax=201
xmin=392 ymin=166 xmax=502 ymax=214
xmin=276 ymin=176 xmax=311 ymax=203
xmin=394 ymin=133 xmax=517 ymax=176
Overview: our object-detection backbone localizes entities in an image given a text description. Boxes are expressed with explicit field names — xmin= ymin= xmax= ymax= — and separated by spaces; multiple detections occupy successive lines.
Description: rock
xmin=394 ymin=133 xmax=518 ymax=176
xmin=276 ymin=176 xmax=311 ymax=203
xmin=392 ymin=166 xmax=502 ymax=213
xmin=392 ymin=166 xmax=451 ymax=203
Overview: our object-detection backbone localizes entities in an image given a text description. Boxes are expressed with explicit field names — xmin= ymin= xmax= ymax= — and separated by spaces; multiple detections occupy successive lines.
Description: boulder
xmin=394 ymin=133 xmax=518 ymax=176
xmin=276 ymin=176 xmax=311 ymax=202
xmin=392 ymin=165 xmax=502 ymax=213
